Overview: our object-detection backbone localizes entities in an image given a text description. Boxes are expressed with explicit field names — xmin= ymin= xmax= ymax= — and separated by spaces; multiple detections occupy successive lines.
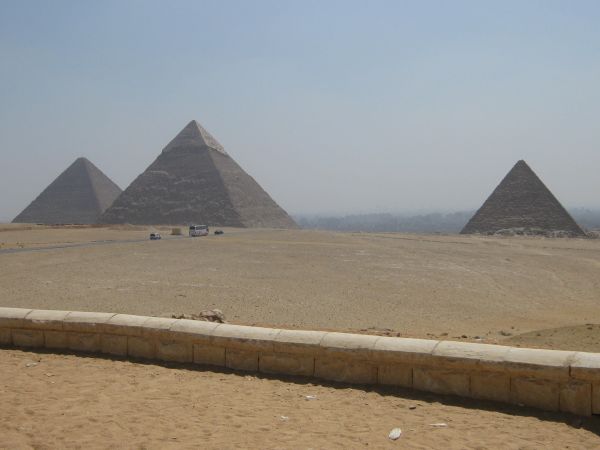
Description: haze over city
xmin=1 ymin=0 xmax=599 ymax=221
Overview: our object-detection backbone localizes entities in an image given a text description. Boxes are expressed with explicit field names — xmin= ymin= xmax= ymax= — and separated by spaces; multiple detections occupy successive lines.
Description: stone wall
xmin=1 ymin=307 xmax=599 ymax=416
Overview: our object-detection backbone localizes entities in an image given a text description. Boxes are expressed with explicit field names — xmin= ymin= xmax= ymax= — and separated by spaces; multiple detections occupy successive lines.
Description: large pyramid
xmin=100 ymin=120 xmax=297 ymax=228
xmin=461 ymin=160 xmax=585 ymax=236
xmin=13 ymin=157 xmax=122 ymax=224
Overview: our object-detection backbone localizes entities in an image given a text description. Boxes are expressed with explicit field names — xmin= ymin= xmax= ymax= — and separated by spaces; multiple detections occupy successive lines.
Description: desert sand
xmin=1 ymin=348 xmax=599 ymax=449
xmin=1 ymin=225 xmax=600 ymax=350
xmin=2 ymin=225 xmax=600 ymax=448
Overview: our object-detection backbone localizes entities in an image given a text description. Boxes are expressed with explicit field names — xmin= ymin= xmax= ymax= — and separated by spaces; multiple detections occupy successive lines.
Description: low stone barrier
xmin=1 ymin=307 xmax=599 ymax=416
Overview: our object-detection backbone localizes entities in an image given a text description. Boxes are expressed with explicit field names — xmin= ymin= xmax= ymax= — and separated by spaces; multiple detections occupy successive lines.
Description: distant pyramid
xmin=13 ymin=157 xmax=122 ymax=224
xmin=100 ymin=120 xmax=297 ymax=228
xmin=461 ymin=160 xmax=585 ymax=236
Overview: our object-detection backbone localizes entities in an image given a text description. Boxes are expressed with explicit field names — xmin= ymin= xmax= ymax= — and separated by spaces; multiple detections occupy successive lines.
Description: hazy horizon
xmin=2 ymin=1 xmax=600 ymax=221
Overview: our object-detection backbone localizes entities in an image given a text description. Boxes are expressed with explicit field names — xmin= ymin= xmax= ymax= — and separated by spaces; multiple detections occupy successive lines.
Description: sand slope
xmin=1 ymin=227 xmax=599 ymax=349
xmin=1 ymin=349 xmax=598 ymax=449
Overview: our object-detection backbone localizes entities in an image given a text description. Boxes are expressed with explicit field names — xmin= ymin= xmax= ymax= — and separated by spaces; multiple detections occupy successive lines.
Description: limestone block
xmin=194 ymin=344 xmax=226 ymax=367
xmin=378 ymin=364 xmax=412 ymax=388
xmin=101 ymin=334 xmax=128 ymax=356
xmin=63 ymin=311 xmax=116 ymax=333
xmin=593 ymin=384 xmax=600 ymax=414
xmin=169 ymin=319 xmax=219 ymax=343
xmin=314 ymin=357 xmax=377 ymax=384
xmin=511 ymin=377 xmax=559 ymax=412
xmin=560 ymin=380 xmax=592 ymax=416
xmin=319 ymin=332 xmax=379 ymax=360
xmin=504 ymin=348 xmax=574 ymax=380
xmin=23 ymin=309 xmax=69 ymax=331
xmin=470 ymin=372 xmax=510 ymax=403
xmin=157 ymin=340 xmax=193 ymax=363
xmin=372 ymin=337 xmax=438 ymax=365
xmin=274 ymin=329 xmax=326 ymax=355
xmin=44 ymin=331 xmax=68 ymax=349
xmin=259 ymin=352 xmax=314 ymax=377
xmin=570 ymin=352 xmax=600 ymax=382
xmin=0 ymin=328 xmax=11 ymax=346
xmin=226 ymin=348 xmax=259 ymax=372
xmin=213 ymin=325 xmax=280 ymax=352
xmin=128 ymin=336 xmax=155 ymax=359
xmin=433 ymin=341 xmax=510 ymax=372
xmin=140 ymin=317 xmax=178 ymax=339
xmin=12 ymin=329 xmax=44 ymax=348
xmin=0 ymin=307 xmax=33 ymax=328
xmin=67 ymin=333 xmax=100 ymax=353
xmin=104 ymin=314 xmax=149 ymax=336
xmin=413 ymin=367 xmax=470 ymax=397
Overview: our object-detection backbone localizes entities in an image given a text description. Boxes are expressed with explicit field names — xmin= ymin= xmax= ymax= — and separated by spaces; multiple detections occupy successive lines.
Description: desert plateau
xmin=2 ymin=225 xmax=600 ymax=448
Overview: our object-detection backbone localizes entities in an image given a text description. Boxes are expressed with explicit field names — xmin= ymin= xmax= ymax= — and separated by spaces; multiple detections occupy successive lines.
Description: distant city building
xmin=13 ymin=157 xmax=121 ymax=224
xmin=100 ymin=120 xmax=297 ymax=228
xmin=461 ymin=160 xmax=585 ymax=236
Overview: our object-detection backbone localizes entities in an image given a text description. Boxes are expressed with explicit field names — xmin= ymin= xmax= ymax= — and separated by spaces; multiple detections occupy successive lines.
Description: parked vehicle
xmin=149 ymin=233 xmax=161 ymax=240
xmin=214 ymin=230 xmax=224 ymax=235
xmin=189 ymin=224 xmax=209 ymax=237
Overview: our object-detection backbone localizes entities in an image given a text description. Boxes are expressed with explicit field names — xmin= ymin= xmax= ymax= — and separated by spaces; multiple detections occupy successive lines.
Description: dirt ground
xmin=1 ymin=225 xmax=600 ymax=350
xmin=1 ymin=349 xmax=598 ymax=450
xmin=2 ymin=225 xmax=600 ymax=448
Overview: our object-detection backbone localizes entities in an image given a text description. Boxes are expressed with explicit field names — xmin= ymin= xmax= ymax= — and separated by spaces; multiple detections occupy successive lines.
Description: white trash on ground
xmin=388 ymin=428 xmax=402 ymax=440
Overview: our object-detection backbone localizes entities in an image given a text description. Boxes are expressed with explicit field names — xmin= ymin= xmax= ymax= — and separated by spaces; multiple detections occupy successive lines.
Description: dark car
xmin=214 ymin=230 xmax=224 ymax=235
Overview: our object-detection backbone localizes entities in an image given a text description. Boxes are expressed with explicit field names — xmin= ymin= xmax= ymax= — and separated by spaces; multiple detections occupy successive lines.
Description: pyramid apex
xmin=163 ymin=120 xmax=227 ymax=155
xmin=74 ymin=156 xmax=93 ymax=165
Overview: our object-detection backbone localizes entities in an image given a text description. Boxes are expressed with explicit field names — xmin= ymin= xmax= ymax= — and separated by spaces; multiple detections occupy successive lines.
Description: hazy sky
xmin=1 ymin=0 xmax=599 ymax=220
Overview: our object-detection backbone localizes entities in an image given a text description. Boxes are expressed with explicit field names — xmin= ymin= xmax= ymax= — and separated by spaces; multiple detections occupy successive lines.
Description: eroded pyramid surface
xmin=461 ymin=160 xmax=584 ymax=236
xmin=13 ymin=157 xmax=122 ymax=224
xmin=100 ymin=120 xmax=297 ymax=228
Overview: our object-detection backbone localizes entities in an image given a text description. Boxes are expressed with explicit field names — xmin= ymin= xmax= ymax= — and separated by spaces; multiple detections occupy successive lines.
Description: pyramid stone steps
xmin=13 ymin=157 xmax=122 ymax=225
xmin=100 ymin=120 xmax=297 ymax=228
xmin=461 ymin=160 xmax=585 ymax=236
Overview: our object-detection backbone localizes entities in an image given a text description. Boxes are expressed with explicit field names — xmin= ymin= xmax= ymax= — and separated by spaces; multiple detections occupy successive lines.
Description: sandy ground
xmin=1 ymin=225 xmax=600 ymax=350
xmin=1 ymin=348 xmax=598 ymax=450
xmin=2 ymin=226 xmax=600 ymax=448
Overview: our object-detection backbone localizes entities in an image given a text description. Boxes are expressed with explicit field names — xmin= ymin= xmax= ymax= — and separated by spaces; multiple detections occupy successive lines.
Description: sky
xmin=1 ymin=0 xmax=599 ymax=220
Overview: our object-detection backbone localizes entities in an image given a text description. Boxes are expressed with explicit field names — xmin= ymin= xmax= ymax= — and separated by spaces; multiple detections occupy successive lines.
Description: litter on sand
xmin=388 ymin=428 xmax=402 ymax=440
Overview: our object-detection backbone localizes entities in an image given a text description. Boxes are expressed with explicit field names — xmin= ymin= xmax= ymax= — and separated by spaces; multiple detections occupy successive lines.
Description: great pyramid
xmin=461 ymin=160 xmax=585 ymax=236
xmin=13 ymin=157 xmax=122 ymax=224
xmin=100 ymin=120 xmax=297 ymax=228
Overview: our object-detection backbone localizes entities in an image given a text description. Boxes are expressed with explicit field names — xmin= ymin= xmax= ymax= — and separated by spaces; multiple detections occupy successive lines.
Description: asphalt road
xmin=0 ymin=237 xmax=185 ymax=255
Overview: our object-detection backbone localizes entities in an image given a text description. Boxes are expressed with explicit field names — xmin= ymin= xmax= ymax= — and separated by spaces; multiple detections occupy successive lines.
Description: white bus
xmin=189 ymin=224 xmax=209 ymax=237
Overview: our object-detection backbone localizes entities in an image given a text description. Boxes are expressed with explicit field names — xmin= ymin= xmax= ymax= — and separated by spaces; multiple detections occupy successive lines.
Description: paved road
xmin=0 ymin=228 xmax=265 ymax=255
xmin=0 ymin=237 xmax=184 ymax=255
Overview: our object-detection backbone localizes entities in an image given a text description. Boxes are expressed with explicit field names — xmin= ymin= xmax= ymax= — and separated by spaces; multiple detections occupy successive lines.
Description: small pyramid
xmin=100 ymin=120 xmax=297 ymax=228
xmin=13 ymin=157 xmax=122 ymax=224
xmin=461 ymin=160 xmax=585 ymax=236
